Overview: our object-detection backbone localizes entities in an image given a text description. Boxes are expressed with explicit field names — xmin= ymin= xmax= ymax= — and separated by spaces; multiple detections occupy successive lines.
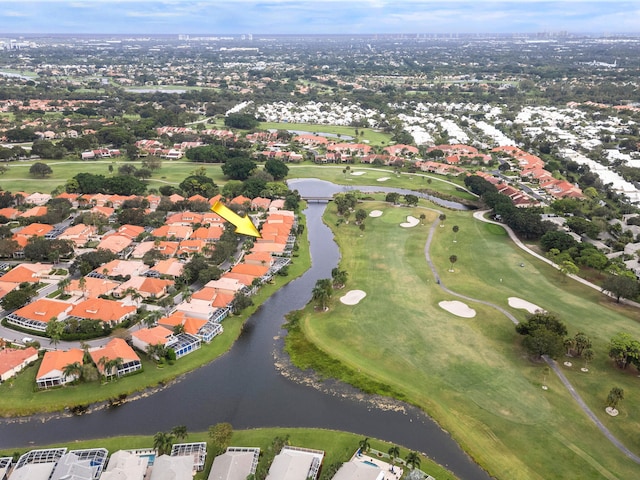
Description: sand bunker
xmin=340 ymin=290 xmax=367 ymax=305
xmin=439 ymin=300 xmax=476 ymax=318
xmin=377 ymin=177 xmax=390 ymax=182
xmin=508 ymin=297 xmax=544 ymax=313
xmin=400 ymin=216 xmax=419 ymax=228
xmin=351 ymin=171 xmax=366 ymax=176
xmin=369 ymin=210 xmax=383 ymax=217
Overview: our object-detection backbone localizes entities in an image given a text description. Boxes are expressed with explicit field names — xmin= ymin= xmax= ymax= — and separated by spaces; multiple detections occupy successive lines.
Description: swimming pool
xmin=362 ymin=460 xmax=379 ymax=467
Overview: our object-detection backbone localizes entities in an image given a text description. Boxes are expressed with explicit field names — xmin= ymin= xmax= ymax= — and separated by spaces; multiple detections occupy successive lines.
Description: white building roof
xmin=149 ymin=455 xmax=194 ymax=480
xmin=332 ymin=461 xmax=385 ymax=480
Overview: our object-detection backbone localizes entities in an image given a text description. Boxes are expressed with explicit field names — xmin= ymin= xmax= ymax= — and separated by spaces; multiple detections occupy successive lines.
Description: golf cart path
xmin=424 ymin=210 xmax=640 ymax=465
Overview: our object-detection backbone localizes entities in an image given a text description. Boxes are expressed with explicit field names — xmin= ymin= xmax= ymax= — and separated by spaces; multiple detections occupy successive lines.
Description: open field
xmin=297 ymin=201 xmax=640 ymax=480
xmin=258 ymin=121 xmax=393 ymax=145
xmin=0 ymin=160 xmax=476 ymax=206
xmin=0 ymin=427 xmax=458 ymax=480
xmin=0 ymin=215 xmax=311 ymax=416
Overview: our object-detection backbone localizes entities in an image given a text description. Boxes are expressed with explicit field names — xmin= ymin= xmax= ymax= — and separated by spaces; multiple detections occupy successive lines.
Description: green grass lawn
xmin=258 ymin=122 xmax=393 ymax=146
xmin=0 ymin=427 xmax=459 ymax=480
xmin=287 ymin=164 xmax=477 ymax=202
xmin=296 ymin=201 xmax=640 ymax=480
xmin=0 ymin=215 xmax=311 ymax=416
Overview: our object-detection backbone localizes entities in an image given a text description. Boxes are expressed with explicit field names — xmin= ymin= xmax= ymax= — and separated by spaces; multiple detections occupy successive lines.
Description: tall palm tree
xmin=405 ymin=451 xmax=421 ymax=470
xmin=57 ymin=277 xmax=70 ymax=294
xmin=358 ymin=437 xmax=371 ymax=454
xmin=171 ymin=425 xmax=188 ymax=442
xmin=449 ymin=254 xmax=458 ymax=272
xmin=607 ymin=387 xmax=624 ymax=410
xmin=153 ymin=431 xmax=175 ymax=456
xmin=388 ymin=445 xmax=400 ymax=467
xmin=452 ymin=225 xmax=459 ymax=242
xmin=439 ymin=213 xmax=446 ymax=227
xmin=62 ymin=361 xmax=83 ymax=383
xmin=312 ymin=278 xmax=333 ymax=311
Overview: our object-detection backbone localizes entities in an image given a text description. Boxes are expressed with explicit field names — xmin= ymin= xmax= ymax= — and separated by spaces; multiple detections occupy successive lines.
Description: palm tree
xmin=452 ymin=225 xmax=459 ymax=242
xmin=78 ymin=276 xmax=87 ymax=298
xmin=358 ymin=437 xmax=371 ymax=455
xmin=104 ymin=357 xmax=124 ymax=380
xmin=449 ymin=254 xmax=457 ymax=272
xmin=312 ymin=278 xmax=333 ymax=311
xmin=405 ymin=451 xmax=421 ymax=470
xmin=171 ymin=424 xmax=188 ymax=442
xmin=582 ymin=348 xmax=594 ymax=370
xmin=173 ymin=323 xmax=186 ymax=335
xmin=62 ymin=361 xmax=83 ymax=383
xmin=419 ymin=213 xmax=426 ymax=225
xmin=57 ymin=277 xmax=70 ymax=295
xmin=439 ymin=213 xmax=446 ymax=227
xmin=153 ymin=431 xmax=175 ymax=456
xmin=46 ymin=317 xmax=65 ymax=349
xmin=388 ymin=445 xmax=400 ymax=469
xmin=606 ymin=387 xmax=624 ymax=410
xmin=144 ymin=310 xmax=163 ymax=328
xmin=331 ymin=268 xmax=348 ymax=288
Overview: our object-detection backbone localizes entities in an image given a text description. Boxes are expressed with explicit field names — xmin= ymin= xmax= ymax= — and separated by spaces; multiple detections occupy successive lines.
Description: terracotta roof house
xmin=68 ymin=298 xmax=136 ymax=326
xmin=130 ymin=241 xmax=156 ymax=259
xmin=383 ymin=144 xmax=419 ymax=156
xmin=131 ymin=325 xmax=173 ymax=353
xmin=204 ymin=277 xmax=245 ymax=296
xmin=97 ymin=235 xmax=132 ymax=255
xmin=58 ymin=224 xmax=97 ymax=247
xmin=152 ymin=225 xmax=193 ymax=240
xmin=36 ymin=348 xmax=84 ymax=389
xmin=0 ymin=347 xmax=38 ymax=382
xmin=177 ymin=239 xmax=206 ymax=256
xmin=151 ymin=258 xmax=185 ymax=277
xmin=98 ymin=260 xmax=148 ymax=278
xmin=0 ymin=207 xmax=19 ymax=219
xmin=90 ymin=205 xmax=114 ymax=218
xmin=230 ymin=263 xmax=270 ymax=278
xmin=166 ymin=212 xmax=203 ymax=226
xmin=68 ymin=276 xmax=119 ymax=299
xmin=6 ymin=298 xmax=72 ymax=332
xmin=0 ymin=263 xmax=51 ymax=284
xmin=155 ymin=241 xmax=180 ymax=257
xmin=188 ymin=194 xmax=208 ymax=204
xmin=208 ymin=194 xmax=223 ymax=206
xmin=191 ymin=225 xmax=224 ymax=243
xmin=0 ymin=280 xmax=17 ymax=300
xmin=158 ymin=311 xmax=223 ymax=342
xmin=230 ymin=195 xmax=252 ymax=207
xmin=251 ymin=197 xmax=272 ymax=211
xmin=133 ymin=324 xmax=203 ymax=360
xmin=14 ymin=223 xmax=54 ymax=239
xmin=113 ymin=224 xmax=145 ymax=240
xmin=268 ymin=199 xmax=285 ymax=211
xmin=243 ymin=252 xmax=273 ymax=267
xmin=113 ymin=276 xmax=173 ymax=300
xmin=19 ymin=206 xmax=47 ymax=218
xmin=201 ymin=211 xmax=225 ymax=226
xmin=169 ymin=193 xmax=185 ymax=203
xmin=175 ymin=298 xmax=221 ymax=321
xmin=89 ymin=338 xmax=141 ymax=379
xmin=223 ymin=272 xmax=255 ymax=288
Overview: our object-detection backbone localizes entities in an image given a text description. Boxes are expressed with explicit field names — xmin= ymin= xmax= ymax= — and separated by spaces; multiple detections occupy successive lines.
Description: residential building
xmin=0 ymin=346 xmax=38 ymax=382
xmin=101 ymin=450 xmax=149 ymax=480
xmin=36 ymin=349 xmax=84 ymax=389
xmin=68 ymin=298 xmax=136 ymax=327
xmin=149 ymin=455 xmax=194 ymax=480
xmin=89 ymin=338 xmax=142 ymax=378
xmin=265 ymin=446 xmax=324 ymax=480
xmin=6 ymin=299 xmax=72 ymax=332
xmin=208 ymin=447 xmax=260 ymax=480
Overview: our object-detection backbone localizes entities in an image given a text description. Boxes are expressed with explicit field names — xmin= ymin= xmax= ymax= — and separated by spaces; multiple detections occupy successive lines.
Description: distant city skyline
xmin=0 ymin=1 xmax=638 ymax=36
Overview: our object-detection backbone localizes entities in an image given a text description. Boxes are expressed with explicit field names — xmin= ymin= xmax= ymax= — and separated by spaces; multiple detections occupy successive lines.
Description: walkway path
xmin=424 ymin=209 xmax=640 ymax=465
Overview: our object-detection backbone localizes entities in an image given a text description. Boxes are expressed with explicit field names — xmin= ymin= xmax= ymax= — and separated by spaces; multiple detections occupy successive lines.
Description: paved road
xmin=424 ymin=208 xmax=640 ymax=465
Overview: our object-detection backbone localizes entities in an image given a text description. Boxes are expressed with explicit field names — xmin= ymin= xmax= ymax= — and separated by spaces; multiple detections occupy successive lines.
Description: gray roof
xmin=332 ymin=461 xmax=385 ymax=480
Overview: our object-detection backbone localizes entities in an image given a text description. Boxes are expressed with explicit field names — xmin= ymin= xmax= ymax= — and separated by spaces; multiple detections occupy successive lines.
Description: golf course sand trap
xmin=351 ymin=171 xmax=366 ymax=176
xmin=340 ymin=290 xmax=367 ymax=305
xmin=377 ymin=177 xmax=390 ymax=182
xmin=369 ymin=210 xmax=383 ymax=217
xmin=508 ymin=297 xmax=544 ymax=313
xmin=439 ymin=300 xmax=476 ymax=318
xmin=400 ymin=216 xmax=419 ymax=227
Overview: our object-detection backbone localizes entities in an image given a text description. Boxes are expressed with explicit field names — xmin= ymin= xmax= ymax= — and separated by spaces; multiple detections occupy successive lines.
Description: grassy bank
xmin=289 ymin=200 xmax=640 ymax=480
xmin=0 ymin=214 xmax=311 ymax=417
xmin=0 ymin=427 xmax=459 ymax=480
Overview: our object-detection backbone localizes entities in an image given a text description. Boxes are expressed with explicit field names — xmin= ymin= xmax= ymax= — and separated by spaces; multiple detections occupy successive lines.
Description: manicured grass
xmin=287 ymin=164 xmax=477 ymax=202
xmin=0 ymin=427 xmax=459 ymax=480
xmin=258 ymin=121 xmax=393 ymax=146
xmin=0 ymin=215 xmax=311 ymax=416
xmin=294 ymin=201 xmax=640 ymax=480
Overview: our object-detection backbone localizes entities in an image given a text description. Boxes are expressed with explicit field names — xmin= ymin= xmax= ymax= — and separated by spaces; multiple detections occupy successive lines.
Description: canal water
xmin=0 ymin=180 xmax=490 ymax=480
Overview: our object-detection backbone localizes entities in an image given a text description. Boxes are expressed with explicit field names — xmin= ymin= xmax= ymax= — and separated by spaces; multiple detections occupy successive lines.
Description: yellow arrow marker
xmin=211 ymin=201 xmax=261 ymax=238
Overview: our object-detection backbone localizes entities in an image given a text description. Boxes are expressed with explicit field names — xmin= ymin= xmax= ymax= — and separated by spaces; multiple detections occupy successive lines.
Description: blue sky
xmin=0 ymin=1 xmax=638 ymax=35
